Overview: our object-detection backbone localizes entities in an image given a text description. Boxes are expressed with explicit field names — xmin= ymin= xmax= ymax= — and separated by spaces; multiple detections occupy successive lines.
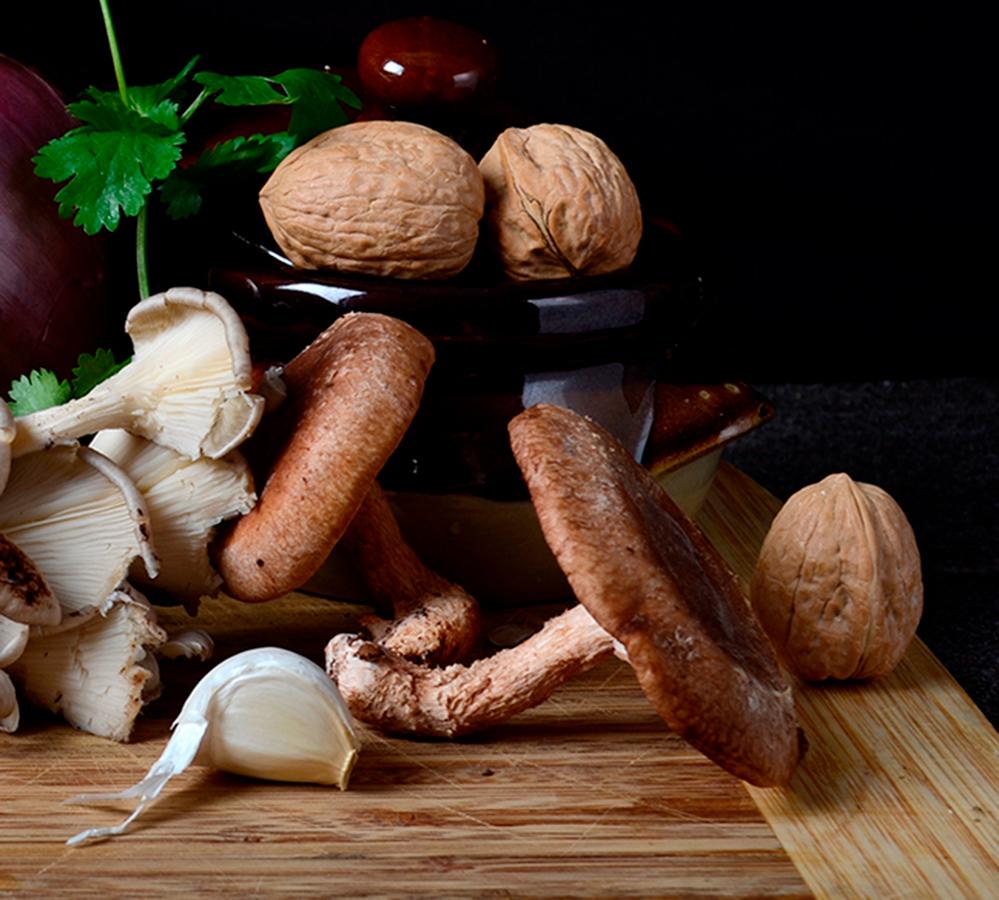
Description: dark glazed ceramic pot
xmin=209 ymin=221 xmax=762 ymax=603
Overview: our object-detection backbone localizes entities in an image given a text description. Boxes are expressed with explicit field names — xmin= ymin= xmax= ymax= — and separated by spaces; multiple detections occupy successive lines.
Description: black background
xmin=4 ymin=5 xmax=997 ymax=722
xmin=4 ymin=2 xmax=995 ymax=380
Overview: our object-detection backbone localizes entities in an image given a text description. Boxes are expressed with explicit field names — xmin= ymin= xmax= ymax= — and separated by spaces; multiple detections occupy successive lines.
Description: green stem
xmin=136 ymin=206 xmax=150 ymax=299
xmin=180 ymin=89 xmax=209 ymax=126
xmin=98 ymin=0 xmax=128 ymax=104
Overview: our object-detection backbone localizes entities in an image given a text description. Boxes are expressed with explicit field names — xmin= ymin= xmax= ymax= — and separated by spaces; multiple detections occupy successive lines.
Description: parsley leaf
xmin=71 ymin=349 xmax=130 ymax=398
xmin=273 ymin=69 xmax=361 ymax=142
xmin=7 ymin=371 xmax=72 ymax=416
xmin=195 ymin=68 xmax=361 ymax=142
xmin=160 ymin=132 xmax=296 ymax=220
xmin=127 ymin=56 xmax=200 ymax=114
xmin=193 ymin=72 xmax=288 ymax=106
xmin=34 ymin=92 xmax=185 ymax=235
xmin=6 ymin=349 xmax=129 ymax=417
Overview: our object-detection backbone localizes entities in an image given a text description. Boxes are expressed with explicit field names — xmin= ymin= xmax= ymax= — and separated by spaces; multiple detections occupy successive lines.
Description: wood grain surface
xmin=1 ymin=464 xmax=996 ymax=898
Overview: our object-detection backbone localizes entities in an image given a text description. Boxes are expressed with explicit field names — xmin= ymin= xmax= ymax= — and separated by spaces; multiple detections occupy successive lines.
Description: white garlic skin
xmin=185 ymin=647 xmax=361 ymax=787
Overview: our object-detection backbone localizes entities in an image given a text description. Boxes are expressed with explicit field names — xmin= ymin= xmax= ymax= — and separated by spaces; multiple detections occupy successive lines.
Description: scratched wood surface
xmin=1 ymin=464 xmax=997 ymax=897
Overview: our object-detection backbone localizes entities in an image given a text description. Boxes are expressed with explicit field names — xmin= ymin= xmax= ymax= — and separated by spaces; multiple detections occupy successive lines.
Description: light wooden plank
xmin=702 ymin=464 xmax=999 ymax=899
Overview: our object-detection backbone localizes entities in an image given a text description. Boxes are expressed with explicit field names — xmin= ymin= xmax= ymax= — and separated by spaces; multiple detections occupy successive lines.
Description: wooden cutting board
xmin=1 ymin=464 xmax=997 ymax=897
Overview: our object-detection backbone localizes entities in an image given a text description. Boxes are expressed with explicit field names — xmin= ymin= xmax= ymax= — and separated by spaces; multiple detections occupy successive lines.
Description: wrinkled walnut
xmin=750 ymin=473 xmax=923 ymax=681
xmin=260 ymin=120 xmax=484 ymax=279
xmin=479 ymin=124 xmax=642 ymax=280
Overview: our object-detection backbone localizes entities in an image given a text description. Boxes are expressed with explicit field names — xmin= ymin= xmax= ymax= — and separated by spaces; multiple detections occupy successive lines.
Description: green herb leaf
xmin=71 ymin=349 xmax=130 ymax=398
xmin=193 ymin=71 xmax=288 ymax=106
xmin=34 ymin=91 xmax=185 ymax=235
xmin=195 ymin=68 xmax=361 ymax=143
xmin=273 ymin=69 xmax=361 ymax=142
xmin=7 ymin=371 xmax=72 ymax=417
xmin=128 ymin=55 xmax=201 ymax=112
xmin=160 ymin=132 xmax=296 ymax=220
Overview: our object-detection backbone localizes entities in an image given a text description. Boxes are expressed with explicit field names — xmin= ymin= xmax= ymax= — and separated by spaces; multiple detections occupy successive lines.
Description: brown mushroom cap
xmin=509 ymin=403 xmax=805 ymax=787
xmin=218 ymin=313 xmax=434 ymax=602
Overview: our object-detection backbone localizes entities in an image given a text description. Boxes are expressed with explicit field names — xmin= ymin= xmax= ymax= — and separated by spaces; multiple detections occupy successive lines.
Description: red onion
xmin=0 ymin=55 xmax=107 ymax=390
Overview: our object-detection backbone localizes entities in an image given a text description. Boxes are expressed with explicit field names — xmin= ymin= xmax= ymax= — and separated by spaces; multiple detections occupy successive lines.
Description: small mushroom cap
xmin=218 ymin=313 xmax=434 ymax=602
xmin=509 ymin=403 xmax=805 ymax=787
xmin=0 ymin=533 xmax=59 ymax=626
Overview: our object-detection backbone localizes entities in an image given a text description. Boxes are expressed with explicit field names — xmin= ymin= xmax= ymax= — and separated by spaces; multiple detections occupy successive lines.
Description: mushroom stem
xmin=325 ymin=603 xmax=614 ymax=737
xmin=343 ymin=483 xmax=481 ymax=665
xmin=10 ymin=288 xmax=264 ymax=461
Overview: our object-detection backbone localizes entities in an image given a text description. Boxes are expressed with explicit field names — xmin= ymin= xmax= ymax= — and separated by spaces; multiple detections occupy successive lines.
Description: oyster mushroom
xmin=89 ymin=429 xmax=255 ymax=605
xmin=0 ymin=614 xmax=28 ymax=669
xmin=0 ymin=400 xmax=12 ymax=495
xmin=10 ymin=287 xmax=264 ymax=460
xmin=8 ymin=585 xmax=166 ymax=741
xmin=0 ymin=669 xmax=18 ymax=733
xmin=327 ymin=404 xmax=806 ymax=787
xmin=0 ymin=445 xmax=158 ymax=617
xmin=0 ymin=534 xmax=58 ymax=626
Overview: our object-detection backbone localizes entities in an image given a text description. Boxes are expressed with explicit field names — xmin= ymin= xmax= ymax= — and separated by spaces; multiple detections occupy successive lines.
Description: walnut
xmin=479 ymin=124 xmax=642 ymax=280
xmin=259 ymin=121 xmax=484 ymax=279
xmin=750 ymin=473 xmax=923 ymax=681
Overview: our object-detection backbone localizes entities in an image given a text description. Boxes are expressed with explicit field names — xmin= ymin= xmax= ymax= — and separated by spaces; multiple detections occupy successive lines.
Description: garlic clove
xmin=66 ymin=647 xmax=361 ymax=846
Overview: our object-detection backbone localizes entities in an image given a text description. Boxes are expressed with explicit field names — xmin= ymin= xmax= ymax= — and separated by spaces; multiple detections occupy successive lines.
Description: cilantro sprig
xmin=7 ymin=350 xmax=130 ymax=417
xmin=33 ymin=0 xmax=360 ymax=300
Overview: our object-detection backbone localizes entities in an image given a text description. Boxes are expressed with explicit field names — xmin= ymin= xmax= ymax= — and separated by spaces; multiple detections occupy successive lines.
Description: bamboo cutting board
xmin=1 ymin=464 xmax=997 ymax=897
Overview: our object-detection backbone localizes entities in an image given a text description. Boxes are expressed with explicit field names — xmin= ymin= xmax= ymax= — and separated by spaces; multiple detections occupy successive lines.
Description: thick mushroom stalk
xmin=326 ymin=603 xmax=613 ymax=737
xmin=0 ymin=445 xmax=158 ymax=617
xmin=89 ymin=429 xmax=255 ymax=604
xmin=218 ymin=312 xmax=434 ymax=602
xmin=11 ymin=288 xmax=264 ymax=460
xmin=8 ymin=585 xmax=166 ymax=742
xmin=342 ymin=483 xmax=480 ymax=665
xmin=328 ymin=404 xmax=806 ymax=788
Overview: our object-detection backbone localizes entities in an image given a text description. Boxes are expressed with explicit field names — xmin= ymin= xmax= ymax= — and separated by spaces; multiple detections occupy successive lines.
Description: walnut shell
xmin=479 ymin=124 xmax=642 ymax=280
xmin=259 ymin=121 xmax=484 ymax=279
xmin=750 ymin=473 xmax=923 ymax=681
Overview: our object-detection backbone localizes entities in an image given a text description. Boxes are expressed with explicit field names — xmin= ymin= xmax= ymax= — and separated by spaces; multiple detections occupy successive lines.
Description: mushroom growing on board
xmin=10 ymin=288 xmax=264 ymax=461
xmin=327 ymin=404 xmax=806 ymax=787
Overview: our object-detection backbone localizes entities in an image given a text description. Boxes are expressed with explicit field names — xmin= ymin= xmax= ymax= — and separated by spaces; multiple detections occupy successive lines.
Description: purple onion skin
xmin=0 ymin=54 xmax=108 ymax=390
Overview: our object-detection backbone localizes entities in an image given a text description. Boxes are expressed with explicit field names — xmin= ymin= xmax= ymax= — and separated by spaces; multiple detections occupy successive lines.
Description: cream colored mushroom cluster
xmin=0 ymin=287 xmax=261 ymax=741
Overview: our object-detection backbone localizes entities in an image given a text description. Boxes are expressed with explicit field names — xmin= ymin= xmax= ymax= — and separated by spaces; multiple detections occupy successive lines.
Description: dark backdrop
xmin=5 ymin=3 xmax=994 ymax=380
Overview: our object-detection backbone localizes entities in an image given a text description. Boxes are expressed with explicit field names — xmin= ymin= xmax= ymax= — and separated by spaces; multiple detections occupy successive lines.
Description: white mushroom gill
xmin=10 ymin=288 xmax=265 ymax=460
xmin=0 ymin=445 xmax=158 ymax=616
xmin=0 ymin=400 xmax=13 ymax=496
xmin=89 ymin=429 xmax=256 ymax=603
xmin=8 ymin=585 xmax=166 ymax=742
